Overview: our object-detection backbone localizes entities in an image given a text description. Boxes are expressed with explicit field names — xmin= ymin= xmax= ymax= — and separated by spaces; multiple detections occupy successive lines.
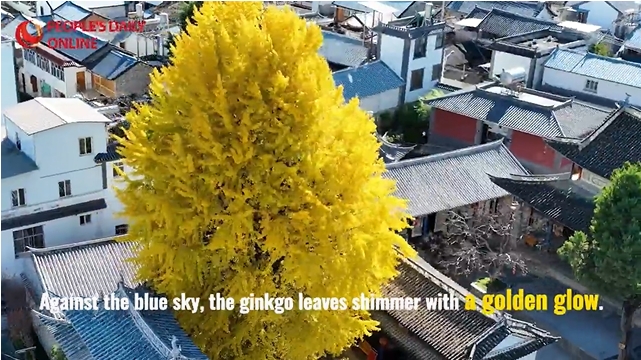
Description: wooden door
xmin=76 ymin=72 xmax=86 ymax=91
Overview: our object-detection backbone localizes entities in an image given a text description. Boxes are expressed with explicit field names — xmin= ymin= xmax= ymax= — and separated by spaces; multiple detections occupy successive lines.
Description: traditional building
xmin=383 ymin=140 xmax=528 ymax=239
xmin=363 ymin=255 xmax=560 ymax=359
xmin=424 ymin=82 xmax=613 ymax=173
xmin=490 ymin=106 xmax=641 ymax=241
xmin=1 ymin=98 xmax=130 ymax=275
xmin=23 ymin=238 xmax=207 ymax=359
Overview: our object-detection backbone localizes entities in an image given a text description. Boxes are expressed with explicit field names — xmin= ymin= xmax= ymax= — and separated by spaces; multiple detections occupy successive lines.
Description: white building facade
xmin=377 ymin=17 xmax=445 ymax=104
xmin=21 ymin=45 xmax=89 ymax=98
xmin=1 ymin=37 xmax=19 ymax=110
xmin=542 ymin=48 xmax=641 ymax=107
xmin=1 ymin=98 xmax=129 ymax=276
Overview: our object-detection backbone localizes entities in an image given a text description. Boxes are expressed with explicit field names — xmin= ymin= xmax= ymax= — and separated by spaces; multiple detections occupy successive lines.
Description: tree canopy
xmin=559 ymin=162 xmax=641 ymax=359
xmin=116 ymin=2 xmax=413 ymax=359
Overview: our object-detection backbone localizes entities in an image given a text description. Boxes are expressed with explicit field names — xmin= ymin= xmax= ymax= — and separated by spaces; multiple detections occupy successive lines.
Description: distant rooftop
xmin=376 ymin=14 xmax=446 ymax=40
xmin=476 ymin=8 xmax=559 ymax=39
xmin=319 ymin=30 xmax=369 ymax=68
xmin=487 ymin=28 xmax=585 ymax=57
xmin=544 ymin=48 xmax=641 ymax=89
xmin=4 ymin=98 xmax=110 ymax=135
xmin=53 ymin=1 xmax=92 ymax=21
xmin=424 ymin=83 xmax=613 ymax=138
xmin=447 ymin=1 xmax=547 ymax=18
xmin=332 ymin=1 xmax=415 ymax=17
xmin=332 ymin=60 xmax=404 ymax=101
xmin=623 ymin=24 xmax=641 ymax=51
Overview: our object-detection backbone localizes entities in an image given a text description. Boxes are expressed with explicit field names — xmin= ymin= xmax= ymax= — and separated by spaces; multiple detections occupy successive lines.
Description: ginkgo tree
xmin=116 ymin=2 xmax=414 ymax=359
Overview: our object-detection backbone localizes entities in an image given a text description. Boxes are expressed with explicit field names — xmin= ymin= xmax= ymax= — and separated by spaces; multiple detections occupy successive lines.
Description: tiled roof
xmin=29 ymin=238 xmax=141 ymax=298
xmin=94 ymin=143 xmax=123 ymax=163
xmin=381 ymin=256 xmax=558 ymax=359
xmin=40 ymin=27 xmax=108 ymax=62
xmin=447 ymin=1 xmax=545 ymax=17
xmin=383 ymin=140 xmax=528 ymax=217
xmin=424 ymin=84 xmax=612 ymax=138
xmin=434 ymin=82 xmax=461 ymax=94
xmin=53 ymin=1 xmax=92 ymax=21
xmin=1 ymin=137 xmax=38 ymax=179
xmin=466 ymin=6 xmax=491 ymax=19
xmin=544 ymin=48 xmax=641 ymax=89
xmin=319 ymin=31 xmax=369 ymax=68
xmin=333 ymin=60 xmax=403 ymax=101
xmin=490 ymin=174 xmax=595 ymax=231
xmin=332 ymin=1 xmax=415 ymax=17
xmin=623 ymin=25 xmax=641 ymax=51
xmin=476 ymin=9 xmax=559 ymax=39
xmin=35 ymin=285 xmax=208 ymax=360
xmin=88 ymin=48 xmax=139 ymax=80
xmin=378 ymin=134 xmax=415 ymax=163
xmin=546 ymin=107 xmax=641 ymax=179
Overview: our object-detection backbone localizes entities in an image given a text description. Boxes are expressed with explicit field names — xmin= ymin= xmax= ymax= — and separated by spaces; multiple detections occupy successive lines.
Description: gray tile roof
xmin=447 ymin=1 xmax=546 ymax=17
xmin=476 ymin=9 xmax=559 ymax=39
xmin=378 ymin=134 xmax=416 ymax=163
xmin=88 ymin=48 xmax=140 ymax=80
xmin=1 ymin=137 xmax=38 ymax=179
xmin=380 ymin=255 xmax=559 ymax=359
xmin=623 ymin=25 xmax=641 ymax=51
xmin=29 ymin=238 xmax=141 ymax=298
xmin=490 ymin=173 xmax=595 ymax=231
xmin=465 ymin=6 xmax=490 ymax=19
xmin=3 ymin=98 xmax=111 ymax=135
xmin=544 ymin=48 xmax=641 ymax=89
xmin=53 ymin=1 xmax=91 ymax=21
xmin=35 ymin=285 xmax=208 ymax=360
xmin=424 ymin=84 xmax=612 ymax=138
xmin=332 ymin=60 xmax=403 ymax=101
xmin=383 ymin=140 xmax=528 ymax=217
xmin=546 ymin=107 xmax=641 ymax=179
xmin=319 ymin=31 xmax=369 ymax=68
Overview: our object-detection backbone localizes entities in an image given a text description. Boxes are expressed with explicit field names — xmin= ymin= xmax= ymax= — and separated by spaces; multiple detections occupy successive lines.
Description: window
xmin=411 ymin=217 xmax=423 ymax=237
xmin=488 ymin=199 xmax=500 ymax=214
xmin=413 ymin=36 xmax=427 ymax=59
xmin=79 ymin=214 xmax=92 ymax=225
xmin=79 ymin=137 xmax=93 ymax=155
xmin=13 ymin=226 xmax=44 ymax=256
xmin=115 ymin=224 xmax=129 ymax=235
xmin=410 ymin=68 xmax=424 ymax=91
xmin=434 ymin=32 xmax=444 ymax=49
xmin=113 ymin=161 xmax=124 ymax=177
xmin=584 ymin=79 xmax=598 ymax=93
xmin=58 ymin=180 xmax=71 ymax=197
xmin=432 ymin=63 xmax=442 ymax=81
xmin=11 ymin=189 xmax=26 ymax=207
xmin=571 ymin=165 xmax=583 ymax=181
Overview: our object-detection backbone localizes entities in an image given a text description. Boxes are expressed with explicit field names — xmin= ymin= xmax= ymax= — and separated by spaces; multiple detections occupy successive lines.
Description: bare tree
xmin=424 ymin=205 xmax=533 ymax=280
xmin=1 ymin=276 xmax=34 ymax=352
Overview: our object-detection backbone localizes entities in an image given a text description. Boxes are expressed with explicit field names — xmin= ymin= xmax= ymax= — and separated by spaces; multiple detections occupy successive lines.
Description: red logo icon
xmin=15 ymin=21 xmax=43 ymax=48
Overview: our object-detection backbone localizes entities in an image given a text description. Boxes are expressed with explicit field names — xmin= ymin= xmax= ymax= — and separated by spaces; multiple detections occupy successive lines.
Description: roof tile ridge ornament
xmin=169 ymin=336 xmax=184 ymax=359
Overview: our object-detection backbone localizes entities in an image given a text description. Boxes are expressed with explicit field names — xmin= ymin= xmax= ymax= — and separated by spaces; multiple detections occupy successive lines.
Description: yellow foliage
xmin=115 ymin=2 xmax=414 ymax=359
